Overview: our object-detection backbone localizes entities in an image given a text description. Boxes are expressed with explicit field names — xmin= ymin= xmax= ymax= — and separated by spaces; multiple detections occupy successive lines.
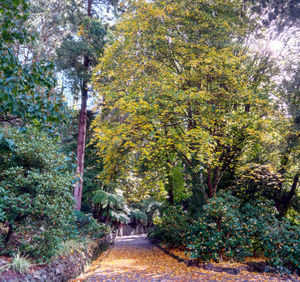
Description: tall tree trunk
xmin=74 ymin=77 xmax=88 ymax=211
xmin=207 ymin=166 xmax=220 ymax=198
xmin=74 ymin=0 xmax=92 ymax=211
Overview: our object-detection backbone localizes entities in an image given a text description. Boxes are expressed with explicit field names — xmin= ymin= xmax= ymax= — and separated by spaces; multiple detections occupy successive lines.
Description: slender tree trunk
xmin=207 ymin=166 xmax=220 ymax=198
xmin=74 ymin=78 xmax=88 ymax=211
xmin=74 ymin=0 xmax=93 ymax=211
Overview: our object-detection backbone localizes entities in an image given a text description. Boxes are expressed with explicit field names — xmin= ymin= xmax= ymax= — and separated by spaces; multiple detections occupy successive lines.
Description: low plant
xmin=0 ymin=253 xmax=31 ymax=274
xmin=11 ymin=253 xmax=31 ymax=274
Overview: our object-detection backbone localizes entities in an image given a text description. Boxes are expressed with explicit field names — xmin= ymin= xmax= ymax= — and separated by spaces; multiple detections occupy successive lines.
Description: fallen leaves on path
xmin=73 ymin=237 xmax=298 ymax=281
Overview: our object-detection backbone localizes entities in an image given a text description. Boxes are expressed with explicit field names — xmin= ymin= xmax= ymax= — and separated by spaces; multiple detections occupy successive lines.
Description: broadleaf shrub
xmin=0 ymin=127 xmax=74 ymax=262
xmin=186 ymin=193 xmax=252 ymax=262
xmin=149 ymin=205 xmax=189 ymax=247
xmin=186 ymin=192 xmax=299 ymax=273
xmin=261 ymin=219 xmax=299 ymax=273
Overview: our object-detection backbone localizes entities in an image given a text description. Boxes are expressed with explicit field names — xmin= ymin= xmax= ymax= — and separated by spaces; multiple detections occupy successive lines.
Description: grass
xmin=0 ymin=253 xmax=31 ymax=274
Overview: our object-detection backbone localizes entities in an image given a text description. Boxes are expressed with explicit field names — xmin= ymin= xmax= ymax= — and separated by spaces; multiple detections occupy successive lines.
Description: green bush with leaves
xmin=150 ymin=206 xmax=190 ymax=247
xmin=262 ymin=219 xmax=300 ymax=273
xmin=185 ymin=192 xmax=299 ymax=273
xmin=0 ymin=127 xmax=74 ymax=261
xmin=239 ymin=199 xmax=279 ymax=256
xmin=186 ymin=193 xmax=252 ymax=262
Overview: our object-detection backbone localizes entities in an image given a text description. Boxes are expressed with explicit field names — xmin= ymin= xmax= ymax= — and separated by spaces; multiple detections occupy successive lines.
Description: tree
xmin=92 ymin=0 xmax=276 ymax=210
xmin=56 ymin=0 xmax=122 ymax=211
xmin=56 ymin=0 xmax=110 ymax=211
xmin=0 ymin=0 xmax=67 ymax=127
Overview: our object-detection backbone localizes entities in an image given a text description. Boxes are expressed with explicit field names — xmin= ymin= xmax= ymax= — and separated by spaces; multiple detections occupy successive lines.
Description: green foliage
xmin=150 ymin=206 xmax=189 ymax=247
xmin=92 ymin=189 xmax=130 ymax=224
xmin=0 ymin=0 xmax=68 ymax=127
xmin=129 ymin=208 xmax=147 ymax=226
xmin=57 ymin=239 xmax=85 ymax=257
xmin=261 ymin=220 xmax=300 ymax=273
xmin=72 ymin=211 xmax=109 ymax=240
xmin=0 ymin=127 xmax=74 ymax=261
xmin=93 ymin=190 xmax=124 ymax=210
xmin=235 ymin=164 xmax=281 ymax=201
xmin=187 ymin=193 xmax=252 ymax=262
xmin=132 ymin=198 xmax=163 ymax=227
xmin=185 ymin=192 xmax=299 ymax=272
xmin=56 ymin=5 xmax=108 ymax=95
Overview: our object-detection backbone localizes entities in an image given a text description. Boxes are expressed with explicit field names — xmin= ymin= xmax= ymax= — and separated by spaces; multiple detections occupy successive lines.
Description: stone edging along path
xmin=21 ymin=233 xmax=116 ymax=282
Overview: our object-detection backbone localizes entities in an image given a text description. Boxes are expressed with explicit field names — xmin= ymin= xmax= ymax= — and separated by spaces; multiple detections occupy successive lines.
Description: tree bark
xmin=4 ymin=223 xmax=13 ymax=246
xmin=74 ymin=78 xmax=88 ymax=211
xmin=207 ymin=166 xmax=220 ymax=198
xmin=278 ymin=172 xmax=299 ymax=217
xmin=74 ymin=0 xmax=92 ymax=211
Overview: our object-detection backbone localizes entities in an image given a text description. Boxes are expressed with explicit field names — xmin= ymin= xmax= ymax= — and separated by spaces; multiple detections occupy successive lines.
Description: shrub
xmin=149 ymin=205 xmax=190 ymax=247
xmin=262 ymin=219 xmax=300 ymax=274
xmin=186 ymin=192 xmax=299 ymax=273
xmin=239 ymin=199 xmax=278 ymax=256
xmin=0 ymin=127 xmax=74 ymax=262
xmin=186 ymin=193 xmax=252 ymax=262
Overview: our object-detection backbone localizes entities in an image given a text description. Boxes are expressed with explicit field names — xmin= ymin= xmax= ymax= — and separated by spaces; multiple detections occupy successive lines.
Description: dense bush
xmin=149 ymin=206 xmax=190 ymax=247
xmin=0 ymin=127 xmax=74 ymax=261
xmin=151 ymin=192 xmax=299 ymax=273
xmin=262 ymin=219 xmax=300 ymax=273
xmin=185 ymin=192 xmax=299 ymax=273
xmin=235 ymin=164 xmax=281 ymax=201
xmin=186 ymin=193 xmax=252 ymax=261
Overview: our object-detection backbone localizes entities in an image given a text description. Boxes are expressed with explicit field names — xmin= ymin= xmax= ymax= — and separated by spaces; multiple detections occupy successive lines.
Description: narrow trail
xmin=73 ymin=235 xmax=293 ymax=282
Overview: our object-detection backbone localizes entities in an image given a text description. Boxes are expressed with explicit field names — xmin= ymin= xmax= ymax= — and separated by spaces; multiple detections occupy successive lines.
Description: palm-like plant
xmin=132 ymin=198 xmax=162 ymax=227
xmin=92 ymin=189 xmax=130 ymax=224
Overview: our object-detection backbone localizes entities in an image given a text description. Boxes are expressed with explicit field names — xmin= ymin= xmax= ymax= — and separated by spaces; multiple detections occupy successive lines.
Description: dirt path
xmin=73 ymin=235 xmax=295 ymax=281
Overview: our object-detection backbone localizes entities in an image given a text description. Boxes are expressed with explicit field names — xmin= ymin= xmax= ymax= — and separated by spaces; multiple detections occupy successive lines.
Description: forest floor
xmin=73 ymin=234 xmax=299 ymax=282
